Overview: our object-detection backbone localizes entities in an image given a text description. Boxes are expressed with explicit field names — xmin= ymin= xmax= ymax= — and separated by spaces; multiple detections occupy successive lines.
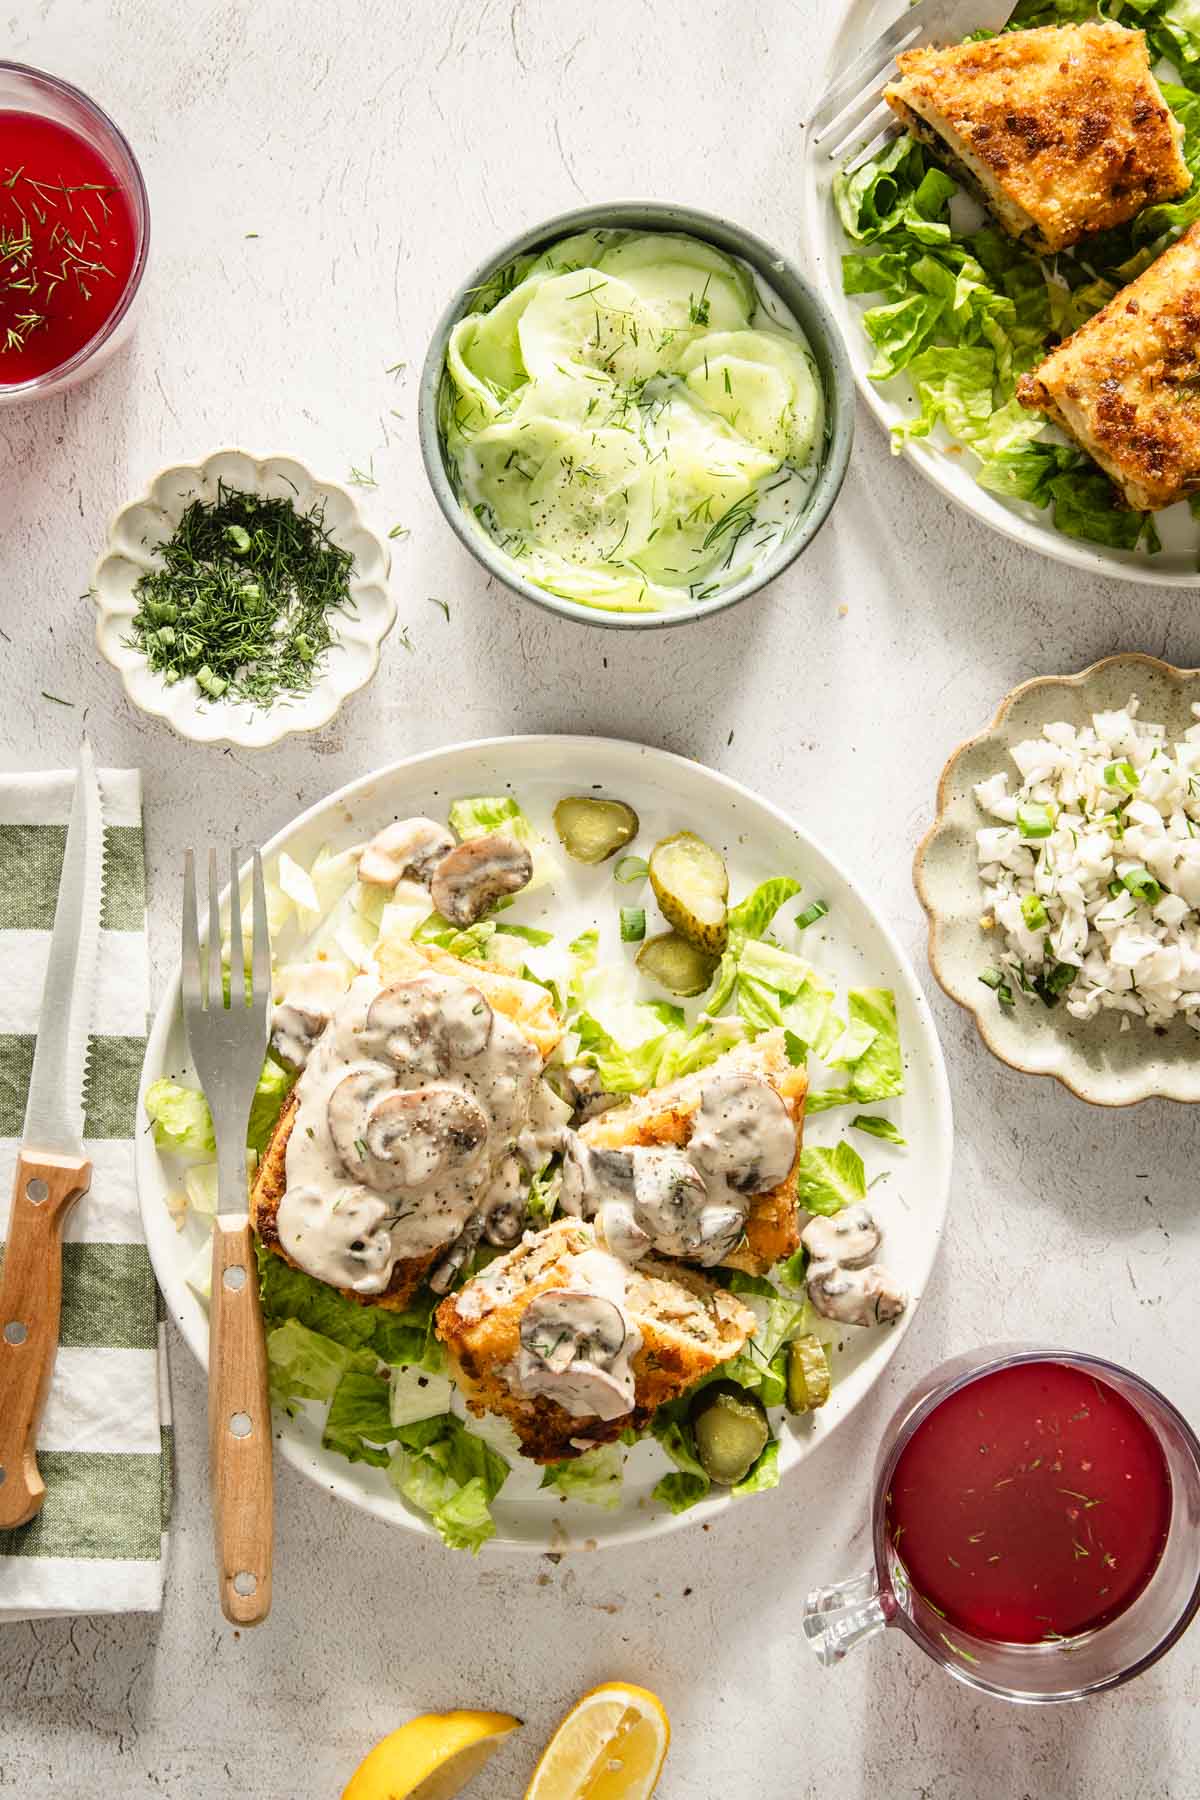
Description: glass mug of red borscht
xmin=0 ymin=62 xmax=149 ymax=404
xmin=803 ymin=1347 xmax=1200 ymax=1702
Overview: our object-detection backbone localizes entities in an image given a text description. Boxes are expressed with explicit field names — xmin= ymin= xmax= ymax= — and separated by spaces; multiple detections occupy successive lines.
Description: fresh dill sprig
xmin=125 ymin=481 xmax=356 ymax=711
xmin=347 ymin=458 xmax=378 ymax=488
xmin=427 ymin=596 xmax=450 ymax=619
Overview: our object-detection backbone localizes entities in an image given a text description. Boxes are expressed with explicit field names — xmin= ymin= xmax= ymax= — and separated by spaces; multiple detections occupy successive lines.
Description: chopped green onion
xmin=1020 ymin=893 xmax=1048 ymax=930
xmin=979 ymin=968 xmax=1015 ymax=1007
xmin=1122 ymin=867 xmax=1162 ymax=905
xmin=1107 ymin=878 xmax=1125 ymax=898
xmin=613 ymin=855 xmax=649 ymax=885
xmin=1017 ymin=801 xmax=1054 ymax=839
xmin=619 ymin=907 xmax=646 ymax=942
xmin=1104 ymin=759 xmax=1138 ymax=794
xmin=795 ymin=900 xmax=830 ymax=930
xmin=1033 ymin=960 xmax=1076 ymax=1007
xmin=195 ymin=665 xmax=228 ymax=698
xmin=224 ymin=524 xmax=251 ymax=554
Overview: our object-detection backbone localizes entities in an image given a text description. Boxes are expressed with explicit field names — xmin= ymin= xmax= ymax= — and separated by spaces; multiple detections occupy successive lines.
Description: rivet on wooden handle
xmin=209 ymin=1216 xmax=274 ymax=1625
xmin=0 ymin=1150 xmax=91 ymax=1529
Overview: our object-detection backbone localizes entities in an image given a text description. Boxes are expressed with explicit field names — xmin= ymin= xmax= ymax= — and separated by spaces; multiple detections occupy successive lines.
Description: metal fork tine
xmin=207 ymin=848 xmax=223 ymax=1013
xmin=844 ymin=118 xmax=901 ymax=174
xmin=810 ymin=11 xmax=925 ymax=140
xmin=182 ymin=849 xmax=200 ymax=1009
xmin=228 ymin=848 xmax=245 ymax=1011
xmin=251 ymin=850 xmax=271 ymax=1009
xmin=832 ymin=99 xmax=898 ymax=167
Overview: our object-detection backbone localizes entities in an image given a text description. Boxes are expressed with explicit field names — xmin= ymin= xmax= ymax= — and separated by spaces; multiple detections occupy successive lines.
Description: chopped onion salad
xmin=146 ymin=795 xmax=907 ymax=1549
xmin=974 ymin=697 xmax=1200 ymax=1028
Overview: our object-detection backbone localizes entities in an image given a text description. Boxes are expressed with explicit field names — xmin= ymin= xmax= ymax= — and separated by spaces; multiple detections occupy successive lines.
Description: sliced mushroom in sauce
xmin=430 ymin=833 xmax=533 ymax=925
xmin=688 ymin=1076 xmax=795 ymax=1195
xmin=362 ymin=974 xmax=493 ymax=1076
xmin=358 ymin=817 xmax=456 ymax=888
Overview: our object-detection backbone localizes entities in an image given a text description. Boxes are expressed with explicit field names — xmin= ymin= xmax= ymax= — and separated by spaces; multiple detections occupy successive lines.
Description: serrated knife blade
xmin=22 ymin=737 xmax=105 ymax=1154
xmin=0 ymin=739 xmax=105 ymax=1528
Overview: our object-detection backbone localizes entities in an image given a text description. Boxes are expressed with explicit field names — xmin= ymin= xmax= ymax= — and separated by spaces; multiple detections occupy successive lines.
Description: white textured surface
xmin=2 ymin=1 xmax=1199 ymax=1795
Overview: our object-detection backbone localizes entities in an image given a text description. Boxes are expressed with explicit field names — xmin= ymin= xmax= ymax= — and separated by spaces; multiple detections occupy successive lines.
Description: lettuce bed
xmin=835 ymin=0 xmax=1200 ymax=551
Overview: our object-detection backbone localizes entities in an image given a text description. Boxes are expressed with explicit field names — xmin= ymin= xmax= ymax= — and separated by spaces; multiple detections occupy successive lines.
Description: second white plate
xmin=138 ymin=735 xmax=953 ymax=1552
xmin=802 ymin=0 xmax=1200 ymax=587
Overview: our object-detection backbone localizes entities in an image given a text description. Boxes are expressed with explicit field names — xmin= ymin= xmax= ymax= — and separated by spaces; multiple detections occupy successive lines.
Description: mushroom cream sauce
xmin=272 ymin=934 xmax=801 ymax=1421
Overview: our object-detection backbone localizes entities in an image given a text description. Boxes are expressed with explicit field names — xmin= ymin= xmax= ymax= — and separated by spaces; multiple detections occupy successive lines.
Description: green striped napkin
xmin=0 ymin=767 xmax=170 ymax=1619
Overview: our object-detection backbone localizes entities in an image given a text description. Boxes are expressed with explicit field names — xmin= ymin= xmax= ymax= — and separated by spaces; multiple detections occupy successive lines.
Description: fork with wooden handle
xmin=181 ymin=847 xmax=274 ymax=1625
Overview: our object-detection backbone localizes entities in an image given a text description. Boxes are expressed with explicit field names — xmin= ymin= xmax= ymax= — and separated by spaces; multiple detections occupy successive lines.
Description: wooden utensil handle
xmin=0 ymin=1150 xmax=91 ymax=1529
xmin=209 ymin=1216 xmax=274 ymax=1625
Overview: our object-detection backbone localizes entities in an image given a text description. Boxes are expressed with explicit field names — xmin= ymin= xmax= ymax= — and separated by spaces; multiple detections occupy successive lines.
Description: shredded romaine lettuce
xmin=145 ymin=1056 xmax=294 ymax=1157
xmin=322 ymin=1368 xmax=396 ymax=1468
xmin=266 ymin=1318 xmax=371 ymax=1406
xmin=540 ymin=1444 xmax=624 ymax=1509
xmin=851 ymin=1113 xmax=907 ymax=1146
xmin=387 ymin=1414 xmax=509 ymax=1553
xmin=796 ymin=1141 xmax=867 ymax=1216
xmin=257 ymin=1245 xmax=443 ymax=1371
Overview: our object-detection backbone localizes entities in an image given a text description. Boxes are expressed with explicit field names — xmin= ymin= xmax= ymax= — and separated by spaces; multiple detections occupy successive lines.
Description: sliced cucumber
xmin=685 ymin=354 xmax=794 ymax=460
xmin=524 ymin=231 xmax=612 ymax=279
xmin=597 ymin=233 xmax=754 ymax=341
xmin=553 ymin=795 xmax=640 ymax=864
xmin=459 ymin=416 xmax=568 ymax=531
xmin=648 ymin=831 xmax=729 ymax=951
xmin=636 ymin=929 xmax=718 ymax=997
xmin=690 ymin=1381 xmax=769 ymax=1485
xmin=631 ymin=395 xmax=776 ymax=586
xmin=786 ymin=1336 xmax=832 ymax=1413
xmin=444 ymin=316 xmax=505 ymax=438
xmin=680 ymin=329 xmax=824 ymax=465
xmin=460 ymin=280 xmax=546 ymax=393
xmin=518 ymin=269 xmax=666 ymax=385
xmin=510 ymin=367 xmax=622 ymax=432
xmin=521 ymin=549 xmax=660 ymax=612
xmin=527 ymin=426 xmax=655 ymax=564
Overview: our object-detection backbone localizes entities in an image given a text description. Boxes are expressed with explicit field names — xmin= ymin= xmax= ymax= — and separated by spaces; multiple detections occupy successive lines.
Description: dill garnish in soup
xmin=438 ymin=229 xmax=826 ymax=614
xmin=127 ymin=482 xmax=355 ymax=710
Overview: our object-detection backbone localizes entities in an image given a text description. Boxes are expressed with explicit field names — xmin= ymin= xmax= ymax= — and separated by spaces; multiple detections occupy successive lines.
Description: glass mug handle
xmin=802 ymin=1569 xmax=893 ymax=1666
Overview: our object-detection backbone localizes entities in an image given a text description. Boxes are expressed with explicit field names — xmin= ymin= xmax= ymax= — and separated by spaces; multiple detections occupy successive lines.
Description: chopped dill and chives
xmin=126 ymin=482 xmax=356 ymax=711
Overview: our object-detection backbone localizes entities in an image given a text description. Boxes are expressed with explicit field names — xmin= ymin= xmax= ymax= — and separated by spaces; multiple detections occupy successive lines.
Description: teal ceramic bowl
xmin=418 ymin=201 xmax=855 ymax=632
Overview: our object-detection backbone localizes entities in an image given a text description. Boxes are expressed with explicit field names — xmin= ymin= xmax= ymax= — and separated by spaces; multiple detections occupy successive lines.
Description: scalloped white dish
xmin=802 ymin=0 xmax=1200 ymax=587
xmin=915 ymin=655 xmax=1200 ymax=1106
xmin=137 ymin=736 xmax=954 ymax=1552
xmin=93 ymin=449 xmax=395 ymax=748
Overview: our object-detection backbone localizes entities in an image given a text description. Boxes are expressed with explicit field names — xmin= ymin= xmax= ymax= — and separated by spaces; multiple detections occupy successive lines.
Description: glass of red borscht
xmin=0 ymin=62 xmax=149 ymax=403
xmin=803 ymin=1348 xmax=1200 ymax=1702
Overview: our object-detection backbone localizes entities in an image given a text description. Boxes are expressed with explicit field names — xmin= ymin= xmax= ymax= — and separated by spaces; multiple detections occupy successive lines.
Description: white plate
xmin=137 ymin=735 xmax=953 ymax=1552
xmin=802 ymin=1 xmax=1200 ymax=587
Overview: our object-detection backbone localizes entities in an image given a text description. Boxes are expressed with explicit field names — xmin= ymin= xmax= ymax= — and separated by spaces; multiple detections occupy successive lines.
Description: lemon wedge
xmin=525 ymin=1683 xmax=670 ymax=1800
xmin=342 ymin=1710 xmax=520 ymax=1800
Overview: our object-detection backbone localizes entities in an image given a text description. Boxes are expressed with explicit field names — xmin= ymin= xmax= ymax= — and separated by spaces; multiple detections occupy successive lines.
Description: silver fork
xmin=182 ymin=847 xmax=274 ymax=1627
xmin=808 ymin=0 xmax=1017 ymax=173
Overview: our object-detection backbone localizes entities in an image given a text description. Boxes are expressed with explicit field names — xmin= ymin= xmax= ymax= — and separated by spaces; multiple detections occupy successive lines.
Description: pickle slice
xmin=553 ymin=795 xmax=640 ymax=864
xmin=636 ymin=930 xmax=717 ymax=997
xmin=786 ymin=1336 xmax=831 ymax=1413
xmin=690 ymin=1381 xmax=769 ymax=1486
xmin=648 ymin=831 xmax=729 ymax=951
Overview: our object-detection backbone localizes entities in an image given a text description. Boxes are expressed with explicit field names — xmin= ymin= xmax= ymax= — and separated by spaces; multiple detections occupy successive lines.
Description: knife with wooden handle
xmin=0 ymin=740 xmax=104 ymax=1529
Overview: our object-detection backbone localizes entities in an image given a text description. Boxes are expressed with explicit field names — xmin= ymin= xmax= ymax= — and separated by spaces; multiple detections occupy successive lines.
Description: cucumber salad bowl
xmin=419 ymin=202 xmax=855 ymax=630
